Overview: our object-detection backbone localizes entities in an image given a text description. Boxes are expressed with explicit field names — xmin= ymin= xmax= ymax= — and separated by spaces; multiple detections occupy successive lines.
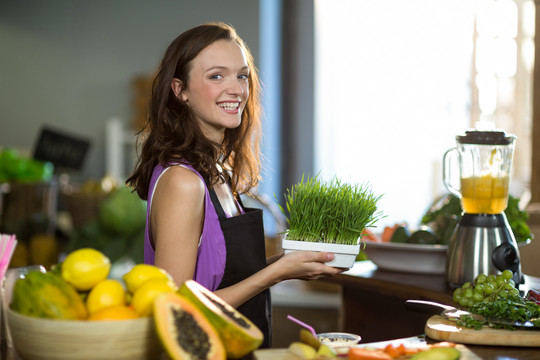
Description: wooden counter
xmin=324 ymin=261 xmax=540 ymax=343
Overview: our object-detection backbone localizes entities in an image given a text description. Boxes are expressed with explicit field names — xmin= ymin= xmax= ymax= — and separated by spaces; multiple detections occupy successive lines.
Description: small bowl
xmin=317 ymin=332 xmax=361 ymax=355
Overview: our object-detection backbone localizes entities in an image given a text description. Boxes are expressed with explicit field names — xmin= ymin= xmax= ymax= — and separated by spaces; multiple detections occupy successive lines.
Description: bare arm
xmin=215 ymin=251 xmax=344 ymax=308
xmin=152 ymin=166 xmax=205 ymax=286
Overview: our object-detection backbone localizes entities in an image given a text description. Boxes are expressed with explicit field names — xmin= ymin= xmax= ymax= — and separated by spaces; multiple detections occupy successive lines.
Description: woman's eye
xmin=238 ymin=74 xmax=249 ymax=80
xmin=210 ymin=74 xmax=223 ymax=80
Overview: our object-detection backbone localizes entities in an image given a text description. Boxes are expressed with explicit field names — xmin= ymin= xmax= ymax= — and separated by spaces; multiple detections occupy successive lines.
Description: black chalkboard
xmin=32 ymin=127 xmax=91 ymax=171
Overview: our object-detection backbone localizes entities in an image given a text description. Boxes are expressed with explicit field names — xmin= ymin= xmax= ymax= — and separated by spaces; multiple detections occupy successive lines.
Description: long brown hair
xmin=127 ymin=22 xmax=262 ymax=200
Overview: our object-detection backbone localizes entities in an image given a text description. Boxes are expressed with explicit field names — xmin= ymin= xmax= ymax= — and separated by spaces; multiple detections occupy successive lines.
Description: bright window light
xmin=314 ymin=0 xmax=533 ymax=230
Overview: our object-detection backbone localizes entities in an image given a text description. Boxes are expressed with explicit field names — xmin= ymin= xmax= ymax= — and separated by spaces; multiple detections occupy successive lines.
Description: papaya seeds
xmin=178 ymin=280 xmax=263 ymax=359
xmin=154 ymin=292 xmax=225 ymax=360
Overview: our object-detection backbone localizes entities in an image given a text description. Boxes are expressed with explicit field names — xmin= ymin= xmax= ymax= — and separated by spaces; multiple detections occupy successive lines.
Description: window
xmin=314 ymin=0 xmax=534 ymax=229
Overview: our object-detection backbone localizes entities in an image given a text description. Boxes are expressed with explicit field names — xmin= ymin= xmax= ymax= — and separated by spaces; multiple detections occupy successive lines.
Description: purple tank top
xmin=144 ymin=163 xmax=226 ymax=291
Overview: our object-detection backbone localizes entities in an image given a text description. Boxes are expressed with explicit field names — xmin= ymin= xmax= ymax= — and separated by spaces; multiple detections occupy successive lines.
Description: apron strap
xmin=203 ymin=176 xmax=228 ymax=220
xmin=203 ymin=175 xmax=245 ymax=220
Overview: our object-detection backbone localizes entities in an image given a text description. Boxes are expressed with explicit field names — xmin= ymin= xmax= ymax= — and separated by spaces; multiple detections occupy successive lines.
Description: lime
xmin=61 ymin=248 xmax=111 ymax=291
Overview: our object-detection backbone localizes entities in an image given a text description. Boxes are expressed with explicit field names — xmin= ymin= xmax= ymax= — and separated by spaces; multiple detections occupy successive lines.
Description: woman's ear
xmin=171 ymin=78 xmax=188 ymax=102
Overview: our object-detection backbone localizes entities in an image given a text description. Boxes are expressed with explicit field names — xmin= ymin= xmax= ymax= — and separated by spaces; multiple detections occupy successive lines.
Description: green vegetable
xmin=99 ymin=186 xmax=146 ymax=234
xmin=0 ymin=148 xmax=54 ymax=183
xmin=454 ymin=270 xmax=540 ymax=330
xmin=408 ymin=227 xmax=439 ymax=245
xmin=390 ymin=226 xmax=411 ymax=243
xmin=421 ymin=193 xmax=532 ymax=244
xmin=69 ymin=186 xmax=146 ymax=264
xmin=281 ymin=175 xmax=383 ymax=245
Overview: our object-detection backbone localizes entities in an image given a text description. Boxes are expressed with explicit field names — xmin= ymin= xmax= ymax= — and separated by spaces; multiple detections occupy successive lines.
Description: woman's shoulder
xmin=157 ymin=164 xmax=205 ymax=196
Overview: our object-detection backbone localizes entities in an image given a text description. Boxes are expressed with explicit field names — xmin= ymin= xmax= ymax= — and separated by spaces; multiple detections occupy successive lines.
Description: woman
xmin=127 ymin=22 xmax=343 ymax=348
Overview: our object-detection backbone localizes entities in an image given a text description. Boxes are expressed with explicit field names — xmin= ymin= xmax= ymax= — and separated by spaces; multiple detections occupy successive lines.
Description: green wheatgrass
xmin=282 ymin=175 xmax=383 ymax=245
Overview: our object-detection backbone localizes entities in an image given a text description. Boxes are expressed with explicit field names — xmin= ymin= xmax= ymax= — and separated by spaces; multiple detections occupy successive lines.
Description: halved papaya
xmin=178 ymin=280 xmax=263 ymax=359
xmin=153 ymin=292 xmax=225 ymax=360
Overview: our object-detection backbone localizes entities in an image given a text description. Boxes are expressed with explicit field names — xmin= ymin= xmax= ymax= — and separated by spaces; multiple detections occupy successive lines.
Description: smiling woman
xmin=126 ymin=22 xmax=345 ymax=352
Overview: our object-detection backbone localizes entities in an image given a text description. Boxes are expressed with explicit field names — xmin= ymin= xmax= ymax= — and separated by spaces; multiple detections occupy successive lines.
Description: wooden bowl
xmin=6 ymin=309 xmax=163 ymax=360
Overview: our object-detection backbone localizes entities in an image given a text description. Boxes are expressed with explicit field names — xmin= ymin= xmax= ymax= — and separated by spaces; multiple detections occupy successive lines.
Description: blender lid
xmin=457 ymin=130 xmax=515 ymax=145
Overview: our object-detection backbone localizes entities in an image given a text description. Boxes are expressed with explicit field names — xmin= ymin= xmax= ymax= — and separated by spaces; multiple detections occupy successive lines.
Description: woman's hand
xmin=271 ymin=250 xmax=346 ymax=282
xmin=215 ymin=250 xmax=345 ymax=307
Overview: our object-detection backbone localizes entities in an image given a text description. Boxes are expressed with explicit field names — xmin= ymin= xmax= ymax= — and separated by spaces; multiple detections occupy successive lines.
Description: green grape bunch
xmin=452 ymin=270 xmax=540 ymax=330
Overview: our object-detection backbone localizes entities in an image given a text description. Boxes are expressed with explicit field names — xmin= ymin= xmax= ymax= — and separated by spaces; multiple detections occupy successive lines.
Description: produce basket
xmin=0 ymin=182 xmax=59 ymax=268
xmin=0 ymin=182 xmax=58 ymax=235
xmin=62 ymin=190 xmax=110 ymax=229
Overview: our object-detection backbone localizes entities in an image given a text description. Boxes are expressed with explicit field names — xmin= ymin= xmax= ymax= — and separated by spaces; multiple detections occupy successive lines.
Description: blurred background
xmin=2 ymin=0 xmax=540 ymax=347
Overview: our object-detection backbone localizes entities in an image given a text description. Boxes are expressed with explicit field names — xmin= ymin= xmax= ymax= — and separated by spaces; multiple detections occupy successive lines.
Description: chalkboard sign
xmin=33 ymin=127 xmax=91 ymax=171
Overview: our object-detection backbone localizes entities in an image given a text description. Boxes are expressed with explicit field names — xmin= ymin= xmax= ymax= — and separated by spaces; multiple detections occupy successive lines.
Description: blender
xmin=443 ymin=127 xmax=522 ymax=287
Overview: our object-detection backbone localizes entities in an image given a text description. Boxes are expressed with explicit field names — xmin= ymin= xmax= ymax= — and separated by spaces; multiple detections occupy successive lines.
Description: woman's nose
xmin=227 ymin=79 xmax=245 ymax=95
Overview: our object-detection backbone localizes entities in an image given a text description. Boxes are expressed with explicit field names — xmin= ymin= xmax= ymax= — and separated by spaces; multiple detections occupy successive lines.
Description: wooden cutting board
xmin=426 ymin=315 xmax=540 ymax=347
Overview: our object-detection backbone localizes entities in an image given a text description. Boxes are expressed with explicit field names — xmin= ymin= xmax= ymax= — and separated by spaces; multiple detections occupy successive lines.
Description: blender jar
xmin=443 ymin=130 xmax=516 ymax=214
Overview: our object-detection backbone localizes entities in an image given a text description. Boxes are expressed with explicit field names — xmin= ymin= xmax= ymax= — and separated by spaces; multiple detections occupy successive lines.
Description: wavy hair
xmin=127 ymin=22 xmax=262 ymax=200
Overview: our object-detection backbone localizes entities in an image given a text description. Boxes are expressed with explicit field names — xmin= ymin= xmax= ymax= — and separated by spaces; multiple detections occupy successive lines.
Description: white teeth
xmin=218 ymin=102 xmax=239 ymax=110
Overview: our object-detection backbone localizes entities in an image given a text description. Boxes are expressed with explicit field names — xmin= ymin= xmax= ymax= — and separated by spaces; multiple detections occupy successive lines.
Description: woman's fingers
xmin=278 ymin=251 xmax=346 ymax=280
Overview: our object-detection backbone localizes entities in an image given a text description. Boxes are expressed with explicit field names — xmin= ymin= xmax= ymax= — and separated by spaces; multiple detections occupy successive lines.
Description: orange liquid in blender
xmin=461 ymin=175 xmax=509 ymax=214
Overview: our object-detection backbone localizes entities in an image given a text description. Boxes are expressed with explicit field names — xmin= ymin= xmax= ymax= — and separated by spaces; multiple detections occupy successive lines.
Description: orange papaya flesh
xmin=178 ymin=280 xmax=263 ymax=359
xmin=10 ymin=270 xmax=87 ymax=320
xmin=154 ymin=292 xmax=225 ymax=360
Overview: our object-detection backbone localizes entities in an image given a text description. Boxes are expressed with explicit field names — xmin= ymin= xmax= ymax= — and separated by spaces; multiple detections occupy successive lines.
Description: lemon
xmin=131 ymin=278 xmax=177 ymax=317
xmin=88 ymin=305 xmax=138 ymax=321
xmin=86 ymin=279 xmax=126 ymax=315
xmin=123 ymin=264 xmax=173 ymax=294
xmin=61 ymin=248 xmax=111 ymax=291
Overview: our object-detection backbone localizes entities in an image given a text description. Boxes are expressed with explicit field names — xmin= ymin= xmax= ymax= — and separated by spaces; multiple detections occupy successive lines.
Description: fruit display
xmin=8 ymin=248 xmax=266 ymax=359
xmin=154 ymin=292 xmax=226 ymax=360
xmin=451 ymin=270 xmax=540 ymax=330
xmin=178 ymin=279 xmax=264 ymax=359
xmin=9 ymin=248 xmax=175 ymax=321
xmin=286 ymin=329 xmax=460 ymax=360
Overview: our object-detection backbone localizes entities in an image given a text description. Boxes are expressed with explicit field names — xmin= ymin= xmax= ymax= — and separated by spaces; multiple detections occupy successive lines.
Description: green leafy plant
xmin=281 ymin=175 xmax=383 ymax=245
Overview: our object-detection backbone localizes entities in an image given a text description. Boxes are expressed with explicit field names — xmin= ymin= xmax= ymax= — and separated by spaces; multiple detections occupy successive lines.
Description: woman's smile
xmin=217 ymin=101 xmax=241 ymax=113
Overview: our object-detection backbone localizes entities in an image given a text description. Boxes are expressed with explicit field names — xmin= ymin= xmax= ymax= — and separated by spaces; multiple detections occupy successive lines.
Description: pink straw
xmin=287 ymin=314 xmax=318 ymax=338
xmin=0 ymin=234 xmax=17 ymax=280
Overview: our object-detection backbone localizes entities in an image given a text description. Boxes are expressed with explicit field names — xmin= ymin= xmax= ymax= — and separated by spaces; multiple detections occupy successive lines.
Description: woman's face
xmin=175 ymin=39 xmax=250 ymax=142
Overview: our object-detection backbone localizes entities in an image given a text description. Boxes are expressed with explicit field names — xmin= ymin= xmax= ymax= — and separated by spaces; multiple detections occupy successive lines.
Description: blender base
xmin=445 ymin=213 xmax=523 ymax=287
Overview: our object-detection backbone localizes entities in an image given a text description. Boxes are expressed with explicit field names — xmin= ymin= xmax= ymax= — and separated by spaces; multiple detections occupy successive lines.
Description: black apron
xmin=205 ymin=181 xmax=272 ymax=351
